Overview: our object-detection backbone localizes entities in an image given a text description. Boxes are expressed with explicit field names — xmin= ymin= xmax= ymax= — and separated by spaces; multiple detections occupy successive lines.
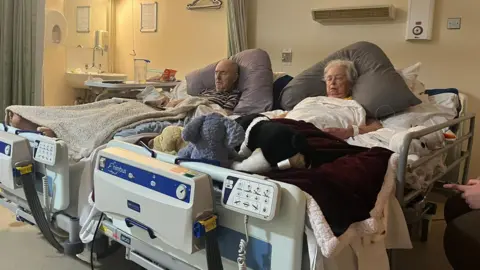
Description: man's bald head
xmin=215 ymin=59 xmax=239 ymax=92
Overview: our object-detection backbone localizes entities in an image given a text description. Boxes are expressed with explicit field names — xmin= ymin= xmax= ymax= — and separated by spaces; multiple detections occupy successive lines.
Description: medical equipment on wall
xmin=405 ymin=0 xmax=435 ymax=40
xmin=0 ymin=124 xmax=83 ymax=255
xmin=93 ymin=140 xmax=294 ymax=270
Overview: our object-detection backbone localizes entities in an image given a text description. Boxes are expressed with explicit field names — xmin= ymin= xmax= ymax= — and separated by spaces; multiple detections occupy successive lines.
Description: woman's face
xmin=325 ymin=65 xmax=351 ymax=99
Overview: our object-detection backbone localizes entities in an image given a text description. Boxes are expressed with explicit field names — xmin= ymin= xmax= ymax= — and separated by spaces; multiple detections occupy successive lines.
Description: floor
xmin=0 ymin=193 xmax=453 ymax=270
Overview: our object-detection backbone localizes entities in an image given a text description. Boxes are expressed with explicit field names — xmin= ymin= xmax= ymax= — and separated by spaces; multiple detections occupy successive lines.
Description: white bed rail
xmin=396 ymin=113 xmax=476 ymax=207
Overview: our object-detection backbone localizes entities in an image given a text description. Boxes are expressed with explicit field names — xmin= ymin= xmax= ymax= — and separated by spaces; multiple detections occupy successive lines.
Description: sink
xmin=66 ymin=71 xmax=128 ymax=89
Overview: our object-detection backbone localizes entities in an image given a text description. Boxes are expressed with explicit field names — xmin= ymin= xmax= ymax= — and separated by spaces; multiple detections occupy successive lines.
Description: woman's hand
xmin=444 ymin=179 xmax=480 ymax=209
xmin=323 ymin=127 xmax=353 ymax=140
xmin=367 ymin=120 xmax=383 ymax=131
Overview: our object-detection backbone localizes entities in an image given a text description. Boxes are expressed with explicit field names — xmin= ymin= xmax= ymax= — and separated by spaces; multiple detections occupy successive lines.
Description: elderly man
xmin=163 ymin=59 xmax=241 ymax=112
xmin=8 ymin=59 xmax=241 ymax=137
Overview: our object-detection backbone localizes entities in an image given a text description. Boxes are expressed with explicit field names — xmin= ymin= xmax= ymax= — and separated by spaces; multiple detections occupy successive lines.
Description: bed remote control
xmin=34 ymin=140 xmax=57 ymax=166
xmin=221 ymin=175 xmax=281 ymax=221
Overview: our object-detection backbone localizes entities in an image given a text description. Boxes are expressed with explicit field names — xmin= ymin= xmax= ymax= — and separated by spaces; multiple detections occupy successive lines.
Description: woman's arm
xmin=357 ymin=119 xmax=383 ymax=135
xmin=323 ymin=119 xmax=383 ymax=140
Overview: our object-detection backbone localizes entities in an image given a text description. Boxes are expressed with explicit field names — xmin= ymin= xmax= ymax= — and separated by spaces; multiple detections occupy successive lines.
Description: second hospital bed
xmin=0 ymin=86 xmax=474 ymax=270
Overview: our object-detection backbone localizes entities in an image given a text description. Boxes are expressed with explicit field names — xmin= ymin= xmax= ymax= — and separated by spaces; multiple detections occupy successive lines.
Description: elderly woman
xmin=321 ymin=59 xmax=383 ymax=139
xmin=278 ymin=59 xmax=383 ymax=140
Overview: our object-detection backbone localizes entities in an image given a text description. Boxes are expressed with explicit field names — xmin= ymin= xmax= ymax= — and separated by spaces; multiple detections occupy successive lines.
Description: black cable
xmin=91 ymin=213 xmax=105 ymax=270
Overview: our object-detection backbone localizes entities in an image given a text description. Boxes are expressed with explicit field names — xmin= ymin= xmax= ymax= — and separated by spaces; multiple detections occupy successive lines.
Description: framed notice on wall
xmin=140 ymin=2 xmax=158 ymax=32
xmin=76 ymin=6 xmax=90 ymax=33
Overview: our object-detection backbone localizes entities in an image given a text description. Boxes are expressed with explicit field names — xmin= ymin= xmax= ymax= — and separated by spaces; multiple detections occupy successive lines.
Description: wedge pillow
xmin=280 ymin=41 xmax=421 ymax=118
xmin=185 ymin=49 xmax=273 ymax=114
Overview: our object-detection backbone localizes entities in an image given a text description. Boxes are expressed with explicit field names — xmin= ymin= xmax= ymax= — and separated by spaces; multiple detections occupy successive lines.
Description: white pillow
xmin=428 ymin=92 xmax=460 ymax=112
xmin=397 ymin=62 xmax=429 ymax=104
xmin=381 ymin=102 xmax=457 ymax=130
xmin=397 ymin=62 xmax=421 ymax=89
xmin=171 ymin=80 xmax=190 ymax=99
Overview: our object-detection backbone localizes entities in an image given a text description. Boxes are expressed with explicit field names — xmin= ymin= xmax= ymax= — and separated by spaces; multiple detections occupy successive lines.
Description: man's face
xmin=215 ymin=61 xmax=238 ymax=92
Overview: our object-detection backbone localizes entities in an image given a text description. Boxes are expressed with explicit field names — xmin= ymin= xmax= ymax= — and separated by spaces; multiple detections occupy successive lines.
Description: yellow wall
xmin=44 ymin=0 xmax=110 ymax=106
xmin=64 ymin=0 xmax=109 ymax=49
xmin=115 ymin=0 xmax=228 ymax=80
xmin=44 ymin=0 xmax=72 ymax=106
xmin=249 ymin=0 xmax=480 ymax=178
xmin=64 ymin=0 xmax=109 ymax=72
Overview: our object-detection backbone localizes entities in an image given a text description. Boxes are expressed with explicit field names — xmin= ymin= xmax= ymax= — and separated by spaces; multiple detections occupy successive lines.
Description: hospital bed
xmin=0 ymin=91 xmax=475 ymax=270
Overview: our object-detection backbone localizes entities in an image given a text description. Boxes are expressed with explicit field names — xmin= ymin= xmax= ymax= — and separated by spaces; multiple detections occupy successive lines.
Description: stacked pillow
xmin=396 ymin=62 xmax=429 ymax=104
xmin=279 ymin=41 xmax=422 ymax=118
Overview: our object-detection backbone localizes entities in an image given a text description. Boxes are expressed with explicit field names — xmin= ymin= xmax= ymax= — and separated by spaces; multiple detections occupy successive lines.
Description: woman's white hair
xmin=324 ymin=59 xmax=358 ymax=83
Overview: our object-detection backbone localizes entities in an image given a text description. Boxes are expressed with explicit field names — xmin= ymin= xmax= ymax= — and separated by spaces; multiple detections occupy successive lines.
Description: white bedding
xmin=284 ymin=96 xmax=366 ymax=130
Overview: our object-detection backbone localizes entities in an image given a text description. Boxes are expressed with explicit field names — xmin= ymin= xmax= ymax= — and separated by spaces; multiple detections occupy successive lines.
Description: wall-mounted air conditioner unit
xmin=312 ymin=5 xmax=396 ymax=24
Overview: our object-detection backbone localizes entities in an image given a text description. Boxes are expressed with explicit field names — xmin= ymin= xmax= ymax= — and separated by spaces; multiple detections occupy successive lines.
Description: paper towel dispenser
xmin=45 ymin=9 xmax=68 ymax=45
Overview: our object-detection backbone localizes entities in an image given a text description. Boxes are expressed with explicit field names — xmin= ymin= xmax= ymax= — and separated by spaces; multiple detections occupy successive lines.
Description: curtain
xmin=0 ymin=0 xmax=37 ymax=120
xmin=227 ymin=0 xmax=248 ymax=57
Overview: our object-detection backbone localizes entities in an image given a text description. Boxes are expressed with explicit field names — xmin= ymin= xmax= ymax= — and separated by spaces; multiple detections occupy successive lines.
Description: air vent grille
xmin=312 ymin=5 xmax=396 ymax=24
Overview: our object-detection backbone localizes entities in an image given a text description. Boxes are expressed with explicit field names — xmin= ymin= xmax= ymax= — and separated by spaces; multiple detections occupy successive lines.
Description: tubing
xmin=16 ymin=161 xmax=64 ymax=253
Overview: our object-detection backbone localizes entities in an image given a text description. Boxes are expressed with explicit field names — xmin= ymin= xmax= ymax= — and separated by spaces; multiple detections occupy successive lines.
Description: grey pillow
xmin=279 ymin=41 xmax=421 ymax=118
xmin=185 ymin=49 xmax=273 ymax=115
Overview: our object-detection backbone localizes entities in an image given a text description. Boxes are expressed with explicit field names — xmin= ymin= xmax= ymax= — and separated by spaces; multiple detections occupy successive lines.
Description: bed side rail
xmin=396 ymin=113 xmax=476 ymax=207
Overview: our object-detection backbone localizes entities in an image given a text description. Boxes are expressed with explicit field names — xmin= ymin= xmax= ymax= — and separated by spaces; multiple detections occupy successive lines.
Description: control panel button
xmin=234 ymin=197 xmax=241 ymax=205
xmin=225 ymin=179 xmax=234 ymax=189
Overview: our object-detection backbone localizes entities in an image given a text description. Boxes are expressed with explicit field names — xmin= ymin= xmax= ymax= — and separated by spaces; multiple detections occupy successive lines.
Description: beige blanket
xmin=6 ymin=97 xmax=219 ymax=162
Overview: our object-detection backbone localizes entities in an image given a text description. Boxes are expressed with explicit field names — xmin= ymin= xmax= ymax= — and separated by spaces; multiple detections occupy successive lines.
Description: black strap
xmin=205 ymin=227 xmax=223 ymax=270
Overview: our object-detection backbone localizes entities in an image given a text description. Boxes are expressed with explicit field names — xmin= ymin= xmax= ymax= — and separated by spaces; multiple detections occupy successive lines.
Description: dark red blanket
xmin=263 ymin=119 xmax=393 ymax=236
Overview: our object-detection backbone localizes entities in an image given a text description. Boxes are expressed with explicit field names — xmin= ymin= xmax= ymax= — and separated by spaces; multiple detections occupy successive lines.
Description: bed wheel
xmin=63 ymin=239 xmax=85 ymax=255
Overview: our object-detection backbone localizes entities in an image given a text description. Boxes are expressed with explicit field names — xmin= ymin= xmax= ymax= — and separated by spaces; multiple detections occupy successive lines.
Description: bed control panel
xmin=221 ymin=175 xmax=281 ymax=221
xmin=34 ymin=140 xmax=57 ymax=166
xmin=1 ymin=127 xmax=70 ymax=211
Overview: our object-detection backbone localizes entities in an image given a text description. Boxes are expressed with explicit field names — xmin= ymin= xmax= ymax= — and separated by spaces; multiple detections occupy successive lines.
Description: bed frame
xmin=0 ymin=95 xmax=475 ymax=269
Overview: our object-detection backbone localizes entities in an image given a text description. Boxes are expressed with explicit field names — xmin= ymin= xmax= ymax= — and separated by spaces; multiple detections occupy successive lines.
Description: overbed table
xmin=84 ymin=80 xmax=180 ymax=102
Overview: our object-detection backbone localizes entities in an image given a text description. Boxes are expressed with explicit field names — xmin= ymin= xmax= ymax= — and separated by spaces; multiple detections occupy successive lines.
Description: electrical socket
xmin=282 ymin=49 xmax=292 ymax=65
xmin=447 ymin=18 xmax=461 ymax=30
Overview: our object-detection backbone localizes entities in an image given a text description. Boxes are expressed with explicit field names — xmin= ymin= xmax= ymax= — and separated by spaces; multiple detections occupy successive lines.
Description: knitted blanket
xmin=6 ymin=97 xmax=214 ymax=162
xmin=263 ymin=118 xmax=395 ymax=258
